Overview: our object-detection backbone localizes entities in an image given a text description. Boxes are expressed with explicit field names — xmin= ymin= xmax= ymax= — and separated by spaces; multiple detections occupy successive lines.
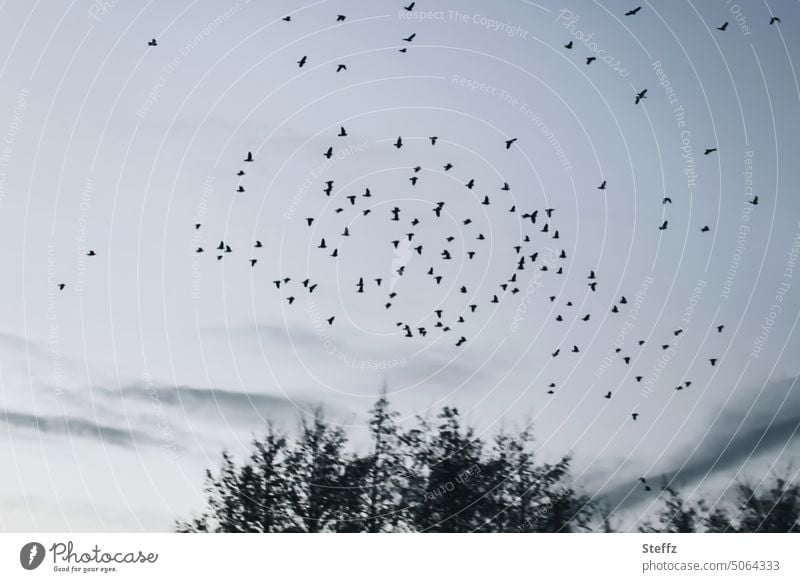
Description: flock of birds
xmin=55 ymin=3 xmax=782 ymax=493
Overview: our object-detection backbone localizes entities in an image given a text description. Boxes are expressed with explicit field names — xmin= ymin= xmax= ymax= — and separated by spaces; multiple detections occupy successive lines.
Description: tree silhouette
xmin=176 ymin=395 xmax=799 ymax=533
xmin=176 ymin=395 xmax=593 ymax=532
xmin=640 ymin=473 xmax=800 ymax=533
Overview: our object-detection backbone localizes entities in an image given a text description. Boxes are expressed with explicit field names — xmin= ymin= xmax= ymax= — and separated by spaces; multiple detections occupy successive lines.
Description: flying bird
xmin=635 ymin=89 xmax=648 ymax=104
xmin=625 ymin=6 xmax=642 ymax=16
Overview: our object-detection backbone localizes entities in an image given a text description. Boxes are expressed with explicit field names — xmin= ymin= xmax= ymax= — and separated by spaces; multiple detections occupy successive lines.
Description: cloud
xmin=1 ymin=409 xmax=160 ymax=449
xmin=600 ymin=376 xmax=800 ymax=508
xmin=117 ymin=383 xmax=305 ymax=424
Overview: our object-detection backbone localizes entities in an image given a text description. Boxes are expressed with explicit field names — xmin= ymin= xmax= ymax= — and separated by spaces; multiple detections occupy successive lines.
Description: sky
xmin=0 ymin=0 xmax=799 ymax=531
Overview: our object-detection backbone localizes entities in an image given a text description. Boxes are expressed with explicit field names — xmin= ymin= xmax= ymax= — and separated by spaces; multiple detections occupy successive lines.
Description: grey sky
xmin=0 ymin=0 xmax=799 ymax=531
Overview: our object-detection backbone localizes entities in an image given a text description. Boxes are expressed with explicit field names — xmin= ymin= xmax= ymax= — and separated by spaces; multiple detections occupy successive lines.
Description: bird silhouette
xmin=297 ymin=55 xmax=307 ymax=67
xmin=504 ymin=138 xmax=517 ymax=149
xmin=770 ymin=16 xmax=781 ymax=25
xmin=403 ymin=33 xmax=416 ymax=42
xmin=635 ymin=89 xmax=648 ymax=104
xmin=244 ymin=151 xmax=253 ymax=162
xmin=704 ymin=148 xmax=717 ymax=155
xmin=586 ymin=57 xmax=596 ymax=65
xmin=147 ymin=39 xmax=157 ymax=46
xmin=625 ymin=6 xmax=642 ymax=16
xmin=565 ymin=41 xmax=573 ymax=49
xmin=717 ymin=22 xmax=728 ymax=31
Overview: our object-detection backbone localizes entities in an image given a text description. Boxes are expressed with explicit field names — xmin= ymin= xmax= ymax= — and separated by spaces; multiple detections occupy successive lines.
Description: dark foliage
xmin=176 ymin=395 xmax=800 ymax=533
xmin=176 ymin=395 xmax=592 ymax=532
xmin=641 ymin=477 xmax=800 ymax=533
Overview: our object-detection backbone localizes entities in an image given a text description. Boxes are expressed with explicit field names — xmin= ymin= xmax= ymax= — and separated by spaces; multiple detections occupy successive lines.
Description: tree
xmin=177 ymin=394 xmax=594 ymax=532
xmin=640 ymin=486 xmax=703 ymax=533
xmin=641 ymin=472 xmax=800 ymax=533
